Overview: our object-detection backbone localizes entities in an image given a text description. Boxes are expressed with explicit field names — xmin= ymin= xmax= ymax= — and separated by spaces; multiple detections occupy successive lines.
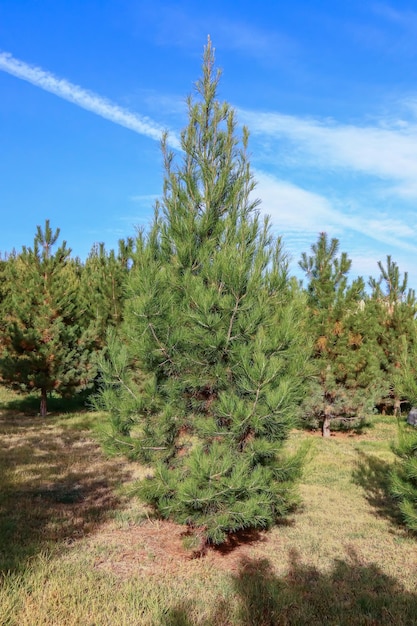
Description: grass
xmin=1 ymin=386 xmax=417 ymax=625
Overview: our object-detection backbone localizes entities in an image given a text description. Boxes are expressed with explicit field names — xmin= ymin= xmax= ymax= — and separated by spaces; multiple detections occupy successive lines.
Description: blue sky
xmin=1 ymin=1 xmax=417 ymax=288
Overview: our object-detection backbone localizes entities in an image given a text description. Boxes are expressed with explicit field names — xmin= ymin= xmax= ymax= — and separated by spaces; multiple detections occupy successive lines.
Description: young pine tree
xmin=79 ymin=238 xmax=133 ymax=344
xmin=368 ymin=256 xmax=417 ymax=415
xmin=391 ymin=428 xmax=417 ymax=532
xmin=0 ymin=253 xmax=11 ymax=335
xmin=97 ymin=40 xmax=310 ymax=546
xmin=0 ymin=221 xmax=97 ymax=415
xmin=378 ymin=259 xmax=417 ymax=533
xmin=299 ymin=233 xmax=386 ymax=436
xmin=390 ymin=336 xmax=417 ymax=533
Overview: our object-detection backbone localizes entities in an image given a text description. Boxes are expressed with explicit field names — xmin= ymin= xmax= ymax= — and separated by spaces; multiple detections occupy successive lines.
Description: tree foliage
xmin=0 ymin=220 xmax=96 ymax=415
xmin=80 ymin=238 xmax=133 ymax=345
xmin=300 ymin=233 xmax=387 ymax=436
xmin=369 ymin=256 xmax=417 ymax=415
xmin=96 ymin=39 xmax=310 ymax=545
xmin=391 ymin=427 xmax=417 ymax=532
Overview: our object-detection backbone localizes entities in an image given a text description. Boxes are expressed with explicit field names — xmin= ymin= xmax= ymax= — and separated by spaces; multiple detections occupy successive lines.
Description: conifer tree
xmin=80 ymin=238 xmax=133 ymax=344
xmin=390 ymin=428 xmax=417 ymax=532
xmin=383 ymin=260 xmax=417 ymax=533
xmin=390 ymin=336 xmax=417 ymax=533
xmin=0 ymin=254 xmax=10 ymax=330
xmin=0 ymin=220 xmax=96 ymax=415
xmin=299 ymin=233 xmax=386 ymax=436
xmin=97 ymin=40 xmax=310 ymax=546
xmin=368 ymin=256 xmax=417 ymax=415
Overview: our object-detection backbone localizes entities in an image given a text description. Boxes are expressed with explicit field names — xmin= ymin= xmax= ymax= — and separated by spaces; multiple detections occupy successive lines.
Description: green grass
xmin=1 ymin=386 xmax=417 ymax=625
xmin=0 ymin=386 xmax=94 ymax=416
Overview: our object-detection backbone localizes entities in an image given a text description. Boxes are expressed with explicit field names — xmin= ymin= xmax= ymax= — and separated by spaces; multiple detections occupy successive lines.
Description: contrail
xmin=0 ymin=51 xmax=181 ymax=149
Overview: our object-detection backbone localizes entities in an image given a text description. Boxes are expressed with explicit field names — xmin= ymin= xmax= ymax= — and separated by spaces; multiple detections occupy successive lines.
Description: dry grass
xmin=1 ymin=388 xmax=417 ymax=625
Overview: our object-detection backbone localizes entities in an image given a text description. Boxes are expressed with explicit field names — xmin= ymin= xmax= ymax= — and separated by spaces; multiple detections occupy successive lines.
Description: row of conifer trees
xmin=1 ymin=40 xmax=417 ymax=542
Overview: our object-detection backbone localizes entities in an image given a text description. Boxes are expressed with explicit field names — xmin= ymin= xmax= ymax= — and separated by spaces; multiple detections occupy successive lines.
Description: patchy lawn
xmin=1 ymin=388 xmax=417 ymax=625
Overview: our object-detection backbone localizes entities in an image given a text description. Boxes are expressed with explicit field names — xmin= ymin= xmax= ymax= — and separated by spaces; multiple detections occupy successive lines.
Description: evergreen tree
xmin=80 ymin=238 xmax=133 ymax=344
xmin=299 ymin=233 xmax=386 ymax=436
xmin=0 ymin=254 xmax=11 ymax=357
xmin=390 ymin=327 xmax=417 ymax=533
xmin=0 ymin=253 xmax=10 ymax=328
xmin=395 ymin=335 xmax=417 ymax=410
xmin=382 ymin=259 xmax=417 ymax=532
xmin=97 ymin=40 xmax=310 ymax=546
xmin=391 ymin=427 xmax=417 ymax=532
xmin=0 ymin=220 xmax=96 ymax=415
xmin=369 ymin=256 xmax=417 ymax=415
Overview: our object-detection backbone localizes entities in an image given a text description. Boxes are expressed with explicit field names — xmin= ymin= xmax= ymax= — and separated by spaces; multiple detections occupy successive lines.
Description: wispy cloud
xmin=245 ymin=102 xmax=417 ymax=285
xmin=243 ymin=103 xmax=417 ymax=282
xmin=255 ymin=170 xmax=417 ymax=252
xmin=0 ymin=51 xmax=180 ymax=149
xmin=241 ymin=107 xmax=417 ymax=197
xmin=254 ymin=168 xmax=417 ymax=289
xmin=254 ymin=171 xmax=336 ymax=235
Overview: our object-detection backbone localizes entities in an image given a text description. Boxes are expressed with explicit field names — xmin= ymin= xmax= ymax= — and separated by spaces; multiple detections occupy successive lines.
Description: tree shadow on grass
xmin=351 ymin=449 xmax=402 ymax=527
xmin=2 ymin=388 xmax=94 ymax=416
xmin=163 ymin=547 xmax=417 ymax=625
xmin=0 ymin=408 xmax=131 ymax=574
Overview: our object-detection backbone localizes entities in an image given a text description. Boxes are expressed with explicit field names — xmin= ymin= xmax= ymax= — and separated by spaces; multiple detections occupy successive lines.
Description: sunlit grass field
xmin=1 ymin=386 xmax=416 ymax=625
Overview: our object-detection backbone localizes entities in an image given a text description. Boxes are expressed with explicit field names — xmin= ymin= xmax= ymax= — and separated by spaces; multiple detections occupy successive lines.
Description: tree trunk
xmin=40 ymin=388 xmax=48 ymax=417
xmin=322 ymin=413 xmax=331 ymax=437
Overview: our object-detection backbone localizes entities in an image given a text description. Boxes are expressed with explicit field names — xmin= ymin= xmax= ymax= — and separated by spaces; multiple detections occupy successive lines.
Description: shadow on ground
xmin=0 ymin=406 xmax=131 ymax=574
xmin=351 ymin=448 xmax=402 ymax=527
xmin=163 ymin=547 xmax=417 ymax=626
xmin=2 ymin=388 xmax=94 ymax=416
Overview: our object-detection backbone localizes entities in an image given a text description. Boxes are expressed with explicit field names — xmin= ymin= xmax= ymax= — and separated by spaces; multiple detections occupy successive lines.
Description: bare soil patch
xmin=90 ymin=520 xmax=269 ymax=577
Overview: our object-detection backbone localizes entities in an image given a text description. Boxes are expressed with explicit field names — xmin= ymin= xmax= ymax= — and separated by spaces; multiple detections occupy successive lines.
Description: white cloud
xmin=241 ymin=108 xmax=417 ymax=196
xmin=240 ymin=104 xmax=417 ymax=290
xmin=364 ymin=217 xmax=415 ymax=238
xmin=254 ymin=170 xmax=417 ymax=254
xmin=0 ymin=51 xmax=181 ymax=149
xmin=254 ymin=171 xmax=337 ymax=234
xmin=254 ymin=171 xmax=417 ymax=284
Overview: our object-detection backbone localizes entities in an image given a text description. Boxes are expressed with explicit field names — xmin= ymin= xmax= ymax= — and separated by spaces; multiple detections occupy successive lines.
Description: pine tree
xmin=80 ymin=238 xmax=133 ymax=344
xmin=380 ymin=257 xmax=417 ymax=532
xmin=395 ymin=335 xmax=417 ymax=410
xmin=389 ymin=317 xmax=417 ymax=533
xmin=390 ymin=427 xmax=417 ymax=532
xmin=0 ymin=220 xmax=97 ymax=415
xmin=97 ymin=39 xmax=310 ymax=546
xmin=368 ymin=256 xmax=417 ymax=415
xmin=0 ymin=253 xmax=10 ymax=325
xmin=299 ymin=233 xmax=386 ymax=436
xmin=0 ymin=254 xmax=11 ymax=357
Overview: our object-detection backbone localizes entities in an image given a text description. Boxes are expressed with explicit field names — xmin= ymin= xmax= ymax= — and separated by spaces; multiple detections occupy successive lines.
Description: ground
xmin=1 ymin=389 xmax=417 ymax=625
